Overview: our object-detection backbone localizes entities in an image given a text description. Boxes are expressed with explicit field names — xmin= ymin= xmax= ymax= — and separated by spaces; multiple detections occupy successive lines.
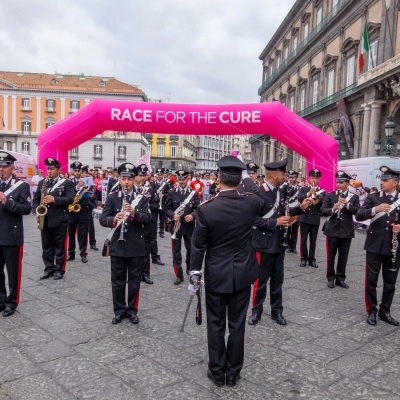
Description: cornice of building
xmin=259 ymin=0 xmax=306 ymax=61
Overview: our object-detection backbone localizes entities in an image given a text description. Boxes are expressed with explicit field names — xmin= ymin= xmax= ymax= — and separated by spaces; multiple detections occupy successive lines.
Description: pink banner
xmin=37 ymin=100 xmax=338 ymax=190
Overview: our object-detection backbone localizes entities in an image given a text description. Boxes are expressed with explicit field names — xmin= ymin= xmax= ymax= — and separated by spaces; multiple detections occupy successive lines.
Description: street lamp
xmin=385 ymin=116 xmax=395 ymax=138
xmin=374 ymin=138 xmax=382 ymax=155
xmin=334 ymin=131 xmax=341 ymax=159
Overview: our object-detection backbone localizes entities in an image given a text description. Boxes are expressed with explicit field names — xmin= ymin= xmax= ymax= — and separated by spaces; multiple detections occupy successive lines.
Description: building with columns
xmin=0 ymin=71 xmax=149 ymax=170
xmin=252 ymin=0 xmax=400 ymax=177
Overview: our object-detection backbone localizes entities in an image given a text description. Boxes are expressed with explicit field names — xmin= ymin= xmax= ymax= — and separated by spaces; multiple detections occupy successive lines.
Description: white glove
xmin=188 ymin=283 xmax=197 ymax=296
xmin=241 ymin=169 xmax=249 ymax=180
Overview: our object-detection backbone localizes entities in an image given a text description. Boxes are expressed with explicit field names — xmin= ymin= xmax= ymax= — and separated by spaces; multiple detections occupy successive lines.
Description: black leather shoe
xmin=129 ymin=314 xmax=139 ymax=324
xmin=159 ymin=232 xmax=164 ymax=238
xmin=327 ymin=281 xmax=334 ymax=288
xmin=285 ymin=248 xmax=292 ymax=253
xmin=271 ymin=313 xmax=287 ymax=325
xmin=378 ymin=311 xmax=399 ymax=326
xmin=309 ymin=260 xmax=319 ymax=268
xmin=81 ymin=255 xmax=88 ymax=263
xmin=173 ymin=277 xmax=183 ymax=285
xmin=3 ymin=307 xmax=14 ymax=317
xmin=292 ymin=249 xmax=298 ymax=254
xmin=300 ymin=260 xmax=307 ymax=267
xmin=112 ymin=314 xmax=126 ymax=324
xmin=248 ymin=314 xmax=261 ymax=325
xmin=40 ymin=271 xmax=54 ymax=280
xmin=90 ymin=245 xmax=99 ymax=251
xmin=226 ymin=375 xmax=240 ymax=387
xmin=54 ymin=272 xmax=63 ymax=280
xmin=141 ymin=276 xmax=153 ymax=284
xmin=67 ymin=255 xmax=75 ymax=261
xmin=335 ymin=281 xmax=349 ymax=289
xmin=367 ymin=313 xmax=377 ymax=326
xmin=152 ymin=258 xmax=165 ymax=266
xmin=207 ymin=369 xmax=224 ymax=386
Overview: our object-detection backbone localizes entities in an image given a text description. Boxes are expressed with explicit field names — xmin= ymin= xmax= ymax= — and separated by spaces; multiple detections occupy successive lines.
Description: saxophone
xmin=68 ymin=186 xmax=90 ymax=213
xmin=36 ymin=178 xmax=49 ymax=230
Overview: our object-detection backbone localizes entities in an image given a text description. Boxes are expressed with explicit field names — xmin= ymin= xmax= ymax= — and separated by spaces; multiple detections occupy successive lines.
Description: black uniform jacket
xmin=297 ymin=185 xmax=325 ymax=225
xmin=0 ymin=178 xmax=31 ymax=245
xmin=69 ymin=177 xmax=96 ymax=221
xmin=282 ymin=184 xmax=301 ymax=204
xmin=321 ymin=191 xmax=360 ymax=238
xmin=32 ymin=176 xmax=75 ymax=228
xmin=165 ymin=188 xmax=200 ymax=236
xmin=107 ymin=177 xmax=118 ymax=194
xmin=100 ymin=189 xmax=152 ymax=257
xmin=243 ymin=178 xmax=305 ymax=254
xmin=137 ymin=184 xmax=157 ymax=239
xmin=190 ymin=190 xmax=264 ymax=294
xmin=356 ymin=191 xmax=400 ymax=256
xmin=151 ymin=180 xmax=171 ymax=208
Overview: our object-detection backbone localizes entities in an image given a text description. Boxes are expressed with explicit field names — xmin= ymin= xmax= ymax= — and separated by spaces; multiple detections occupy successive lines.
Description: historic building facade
xmin=0 ymin=71 xmax=149 ymax=170
xmin=252 ymin=0 xmax=400 ymax=177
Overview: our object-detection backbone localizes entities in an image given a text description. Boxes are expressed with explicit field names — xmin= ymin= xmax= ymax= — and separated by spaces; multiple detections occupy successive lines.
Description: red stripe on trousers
xmin=299 ymin=222 xmax=303 ymax=259
xmin=325 ymin=237 xmax=329 ymax=274
xmin=61 ymin=229 xmax=68 ymax=272
xmin=364 ymin=262 xmax=371 ymax=314
xmin=134 ymin=289 xmax=140 ymax=310
xmin=15 ymin=245 xmax=23 ymax=305
xmin=252 ymin=251 xmax=261 ymax=308
xmin=171 ymin=240 xmax=178 ymax=277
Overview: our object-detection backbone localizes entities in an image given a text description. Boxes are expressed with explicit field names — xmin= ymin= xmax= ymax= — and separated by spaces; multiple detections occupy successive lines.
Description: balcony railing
xmin=297 ymin=83 xmax=357 ymax=117
xmin=358 ymin=53 xmax=400 ymax=86
xmin=258 ymin=0 xmax=351 ymax=96
xmin=249 ymin=135 xmax=263 ymax=144
xmin=20 ymin=106 xmax=32 ymax=112
xmin=170 ymin=135 xmax=179 ymax=141
xmin=45 ymin=107 xmax=56 ymax=113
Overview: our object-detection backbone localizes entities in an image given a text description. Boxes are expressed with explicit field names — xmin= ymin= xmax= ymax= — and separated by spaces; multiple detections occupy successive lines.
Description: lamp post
xmin=334 ymin=131 xmax=341 ymax=159
xmin=113 ymin=133 xmax=116 ymax=168
xmin=374 ymin=138 xmax=382 ymax=155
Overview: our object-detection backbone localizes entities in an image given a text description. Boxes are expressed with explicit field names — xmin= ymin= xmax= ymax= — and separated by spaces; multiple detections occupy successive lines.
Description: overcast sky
xmin=0 ymin=0 xmax=293 ymax=104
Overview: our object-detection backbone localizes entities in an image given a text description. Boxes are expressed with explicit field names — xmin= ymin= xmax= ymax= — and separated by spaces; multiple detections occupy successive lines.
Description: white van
xmin=0 ymin=149 xmax=37 ymax=185
xmin=338 ymin=156 xmax=400 ymax=189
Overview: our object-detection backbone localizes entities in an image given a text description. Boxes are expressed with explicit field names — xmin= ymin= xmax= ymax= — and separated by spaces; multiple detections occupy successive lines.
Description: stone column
xmin=36 ymin=97 xmax=42 ymax=133
xmin=270 ymin=138 xmax=276 ymax=162
xmin=368 ymin=101 xmax=386 ymax=157
xmin=262 ymin=140 xmax=268 ymax=167
xmin=2 ymin=95 xmax=8 ymax=130
xmin=352 ymin=111 xmax=362 ymax=158
xmin=60 ymin=98 xmax=66 ymax=119
xmin=360 ymin=104 xmax=371 ymax=158
xmin=11 ymin=96 xmax=17 ymax=132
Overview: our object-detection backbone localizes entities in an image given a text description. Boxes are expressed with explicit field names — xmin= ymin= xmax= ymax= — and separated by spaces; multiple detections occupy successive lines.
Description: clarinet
xmin=390 ymin=212 xmax=399 ymax=271
xmin=281 ymin=201 xmax=289 ymax=247
xmin=118 ymin=190 xmax=129 ymax=242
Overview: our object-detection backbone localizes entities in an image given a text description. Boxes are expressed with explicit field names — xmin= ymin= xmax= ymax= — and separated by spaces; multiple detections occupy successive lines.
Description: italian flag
xmin=358 ymin=23 xmax=370 ymax=73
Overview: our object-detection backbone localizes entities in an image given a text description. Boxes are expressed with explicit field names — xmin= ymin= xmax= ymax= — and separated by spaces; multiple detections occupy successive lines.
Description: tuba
xmin=36 ymin=179 xmax=49 ymax=230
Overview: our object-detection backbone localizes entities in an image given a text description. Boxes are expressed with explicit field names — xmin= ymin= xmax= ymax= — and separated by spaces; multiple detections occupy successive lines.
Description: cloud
xmin=0 ymin=0 xmax=293 ymax=103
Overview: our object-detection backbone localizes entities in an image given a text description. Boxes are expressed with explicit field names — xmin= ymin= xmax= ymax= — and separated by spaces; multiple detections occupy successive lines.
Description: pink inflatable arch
xmin=37 ymin=99 xmax=338 ymax=190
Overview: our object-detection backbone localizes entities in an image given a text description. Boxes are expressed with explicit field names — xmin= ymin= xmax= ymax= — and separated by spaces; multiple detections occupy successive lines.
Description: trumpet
xmin=36 ymin=178 xmax=49 ymax=230
xmin=310 ymin=183 xmax=319 ymax=205
xmin=390 ymin=212 xmax=399 ymax=271
xmin=171 ymin=210 xmax=184 ymax=240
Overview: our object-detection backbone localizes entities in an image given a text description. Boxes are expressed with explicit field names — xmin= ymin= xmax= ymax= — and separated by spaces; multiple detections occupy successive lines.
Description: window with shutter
xmin=316 ymin=8 xmax=322 ymax=26
xmin=346 ymin=56 xmax=355 ymax=86
xmin=313 ymin=80 xmax=319 ymax=105
xmin=304 ymin=24 xmax=309 ymax=40
xmin=158 ymin=144 xmax=165 ymax=157
xmin=94 ymin=145 xmax=102 ymax=158
xmin=22 ymin=121 xmax=31 ymax=133
xmin=327 ymin=70 xmax=335 ymax=97
xmin=300 ymin=89 xmax=305 ymax=111
xmin=368 ymin=41 xmax=378 ymax=70
xmin=293 ymin=37 xmax=298 ymax=51
xmin=290 ymin=96 xmax=295 ymax=111
xmin=171 ymin=145 xmax=176 ymax=158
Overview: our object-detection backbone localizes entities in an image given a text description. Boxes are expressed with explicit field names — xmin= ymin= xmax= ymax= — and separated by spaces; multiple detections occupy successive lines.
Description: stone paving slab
xmin=1 ymin=216 xmax=400 ymax=399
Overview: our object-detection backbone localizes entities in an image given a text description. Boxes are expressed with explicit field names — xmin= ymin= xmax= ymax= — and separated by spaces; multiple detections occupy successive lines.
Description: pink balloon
xmin=37 ymin=100 xmax=338 ymax=190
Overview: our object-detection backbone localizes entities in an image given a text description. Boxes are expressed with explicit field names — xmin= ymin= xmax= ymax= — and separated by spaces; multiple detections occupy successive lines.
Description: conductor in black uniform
xmin=100 ymin=162 xmax=152 ymax=325
xmin=356 ymin=166 xmax=400 ymax=326
xmin=282 ymin=170 xmax=301 ymax=254
xmin=321 ymin=171 xmax=360 ymax=289
xmin=0 ymin=151 xmax=31 ymax=316
xmin=297 ymin=169 xmax=326 ymax=268
xmin=165 ymin=170 xmax=200 ymax=285
xmin=67 ymin=162 xmax=95 ymax=263
xmin=33 ymin=158 xmax=75 ymax=280
xmin=189 ymin=155 xmax=264 ymax=387
xmin=243 ymin=159 xmax=312 ymax=327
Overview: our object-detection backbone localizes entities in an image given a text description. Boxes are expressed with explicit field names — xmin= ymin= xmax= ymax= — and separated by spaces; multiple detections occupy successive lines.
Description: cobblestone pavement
xmin=1 ymin=216 xmax=400 ymax=399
